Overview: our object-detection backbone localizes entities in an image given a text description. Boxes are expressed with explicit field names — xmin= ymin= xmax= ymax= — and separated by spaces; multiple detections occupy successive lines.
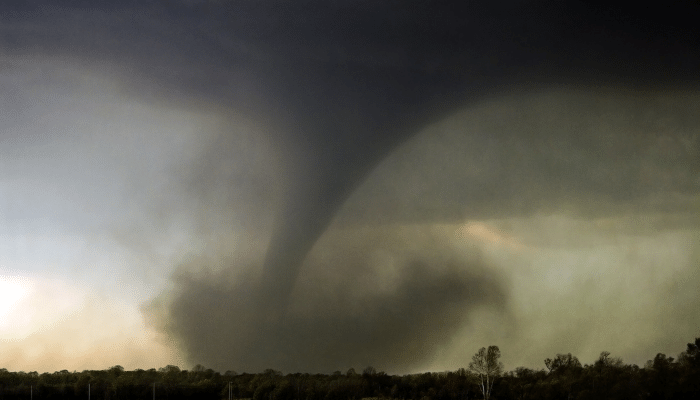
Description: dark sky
xmin=1 ymin=0 xmax=699 ymax=373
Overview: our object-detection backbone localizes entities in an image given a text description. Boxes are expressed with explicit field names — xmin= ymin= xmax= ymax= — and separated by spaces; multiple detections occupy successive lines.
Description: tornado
xmin=4 ymin=0 xmax=699 ymax=372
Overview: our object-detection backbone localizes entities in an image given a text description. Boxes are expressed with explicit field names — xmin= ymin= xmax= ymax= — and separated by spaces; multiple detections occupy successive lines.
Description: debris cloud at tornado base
xmin=151 ymin=224 xmax=507 ymax=374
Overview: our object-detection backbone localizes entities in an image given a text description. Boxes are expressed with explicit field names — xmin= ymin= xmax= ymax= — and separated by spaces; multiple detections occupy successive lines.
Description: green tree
xmin=679 ymin=337 xmax=700 ymax=369
xmin=108 ymin=365 xmax=125 ymax=379
xmin=544 ymin=353 xmax=582 ymax=374
xmin=469 ymin=346 xmax=503 ymax=400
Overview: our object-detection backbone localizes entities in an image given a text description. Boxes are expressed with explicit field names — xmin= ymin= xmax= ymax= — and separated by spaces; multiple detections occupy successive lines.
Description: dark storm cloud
xmin=5 ymin=0 xmax=700 ymax=372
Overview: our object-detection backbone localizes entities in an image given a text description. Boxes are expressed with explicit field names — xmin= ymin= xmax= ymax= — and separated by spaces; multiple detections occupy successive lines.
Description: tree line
xmin=1 ymin=335 xmax=698 ymax=400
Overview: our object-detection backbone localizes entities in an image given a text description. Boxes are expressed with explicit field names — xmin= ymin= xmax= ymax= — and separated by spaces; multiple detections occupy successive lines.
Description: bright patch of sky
xmin=1 ymin=59 xmax=218 ymax=303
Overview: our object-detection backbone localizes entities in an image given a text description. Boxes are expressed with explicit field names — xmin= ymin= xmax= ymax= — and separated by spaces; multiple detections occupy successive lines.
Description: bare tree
xmin=469 ymin=346 xmax=503 ymax=400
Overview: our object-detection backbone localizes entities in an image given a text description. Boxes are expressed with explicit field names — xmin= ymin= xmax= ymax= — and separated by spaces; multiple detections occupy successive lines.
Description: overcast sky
xmin=1 ymin=1 xmax=699 ymax=374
